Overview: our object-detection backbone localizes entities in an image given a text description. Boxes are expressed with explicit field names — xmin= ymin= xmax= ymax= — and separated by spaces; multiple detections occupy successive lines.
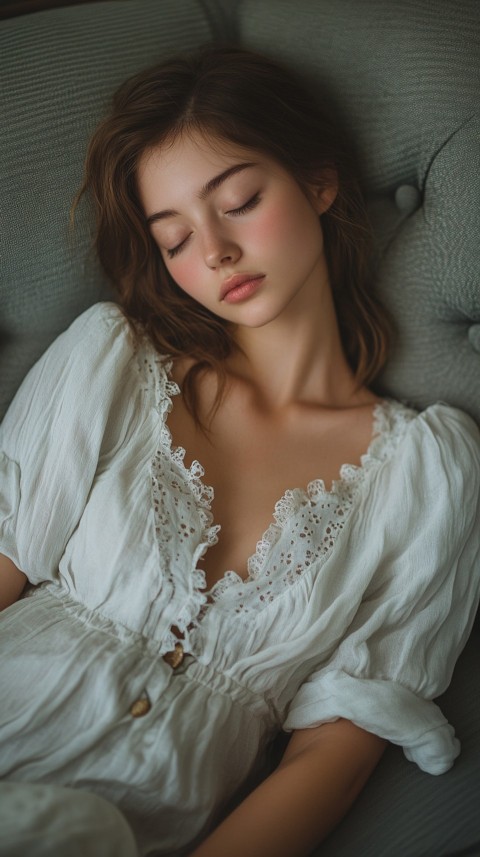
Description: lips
xmin=220 ymin=273 xmax=265 ymax=301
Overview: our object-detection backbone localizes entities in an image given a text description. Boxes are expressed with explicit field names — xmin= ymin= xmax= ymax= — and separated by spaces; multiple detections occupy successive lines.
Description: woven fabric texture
xmin=237 ymin=0 xmax=480 ymax=421
xmin=0 ymin=0 xmax=227 ymax=419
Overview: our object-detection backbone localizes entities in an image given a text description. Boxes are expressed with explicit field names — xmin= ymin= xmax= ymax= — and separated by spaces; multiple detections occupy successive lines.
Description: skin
xmin=139 ymin=135 xmax=334 ymax=333
xmin=137 ymin=131 xmax=374 ymax=410
xmin=0 ymin=129 xmax=387 ymax=856
xmin=138 ymin=131 xmax=381 ymax=586
xmin=0 ymin=554 xmax=26 ymax=609
xmin=189 ymin=719 xmax=386 ymax=857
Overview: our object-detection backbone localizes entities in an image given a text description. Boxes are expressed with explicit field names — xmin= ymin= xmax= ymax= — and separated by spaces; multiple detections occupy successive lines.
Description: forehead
xmin=136 ymin=129 xmax=267 ymax=197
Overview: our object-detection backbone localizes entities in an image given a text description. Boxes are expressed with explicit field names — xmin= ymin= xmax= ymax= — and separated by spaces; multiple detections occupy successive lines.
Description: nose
xmin=203 ymin=228 xmax=241 ymax=269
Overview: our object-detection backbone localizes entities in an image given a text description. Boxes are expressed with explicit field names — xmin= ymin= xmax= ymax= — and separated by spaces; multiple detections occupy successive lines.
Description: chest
xmin=166 ymin=384 xmax=377 ymax=590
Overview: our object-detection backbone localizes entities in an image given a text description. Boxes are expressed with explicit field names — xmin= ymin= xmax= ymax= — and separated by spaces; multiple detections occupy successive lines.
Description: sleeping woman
xmin=0 ymin=47 xmax=479 ymax=857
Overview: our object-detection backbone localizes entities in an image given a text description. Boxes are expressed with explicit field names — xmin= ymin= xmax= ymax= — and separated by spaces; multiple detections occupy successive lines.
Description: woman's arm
xmin=0 ymin=552 xmax=26 ymax=610
xmin=190 ymin=719 xmax=386 ymax=857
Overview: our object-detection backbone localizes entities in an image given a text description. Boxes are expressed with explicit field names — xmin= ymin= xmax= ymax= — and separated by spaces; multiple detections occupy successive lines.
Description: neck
xmin=229 ymin=275 xmax=363 ymax=412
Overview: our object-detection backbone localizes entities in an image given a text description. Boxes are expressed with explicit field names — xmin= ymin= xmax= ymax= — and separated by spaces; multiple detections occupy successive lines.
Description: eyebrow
xmin=146 ymin=162 xmax=257 ymax=224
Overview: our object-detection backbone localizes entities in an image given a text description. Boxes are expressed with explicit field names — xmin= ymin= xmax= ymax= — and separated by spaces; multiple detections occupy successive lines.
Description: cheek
xmin=250 ymin=198 xmax=322 ymax=256
xmin=250 ymin=206 xmax=290 ymax=249
xmin=164 ymin=255 xmax=203 ymax=297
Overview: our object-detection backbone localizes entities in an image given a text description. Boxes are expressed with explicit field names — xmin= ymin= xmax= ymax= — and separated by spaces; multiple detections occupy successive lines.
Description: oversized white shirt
xmin=1 ymin=302 xmax=479 ymax=855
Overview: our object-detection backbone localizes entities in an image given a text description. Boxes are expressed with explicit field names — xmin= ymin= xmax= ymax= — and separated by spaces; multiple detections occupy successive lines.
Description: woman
xmin=0 ymin=47 xmax=479 ymax=857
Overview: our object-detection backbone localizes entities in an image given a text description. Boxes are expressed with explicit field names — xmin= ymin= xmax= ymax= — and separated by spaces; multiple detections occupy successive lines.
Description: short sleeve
xmin=0 ymin=302 xmax=138 ymax=584
xmin=284 ymin=404 xmax=480 ymax=775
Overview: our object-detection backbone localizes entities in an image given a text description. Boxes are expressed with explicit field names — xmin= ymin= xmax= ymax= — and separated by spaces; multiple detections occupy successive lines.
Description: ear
xmin=309 ymin=169 xmax=338 ymax=215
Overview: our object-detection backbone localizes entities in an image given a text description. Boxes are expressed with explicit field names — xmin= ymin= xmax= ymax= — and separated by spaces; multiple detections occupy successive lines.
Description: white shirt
xmin=1 ymin=302 xmax=479 ymax=855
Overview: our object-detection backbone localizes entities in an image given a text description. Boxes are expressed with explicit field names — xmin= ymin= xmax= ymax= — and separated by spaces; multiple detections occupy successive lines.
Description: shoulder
xmin=1 ymin=303 xmax=143 ymax=439
xmin=23 ymin=302 xmax=137 ymax=378
xmin=60 ymin=301 xmax=132 ymax=347
xmin=59 ymin=304 xmax=180 ymax=419
xmin=29 ymin=301 xmax=143 ymax=396
xmin=368 ymin=400 xmax=480 ymax=542
xmin=40 ymin=301 xmax=154 ymax=389
xmin=405 ymin=401 xmax=480 ymax=472
xmin=418 ymin=400 xmax=480 ymax=439
xmin=380 ymin=398 xmax=480 ymax=460
xmin=365 ymin=400 xmax=480 ymax=532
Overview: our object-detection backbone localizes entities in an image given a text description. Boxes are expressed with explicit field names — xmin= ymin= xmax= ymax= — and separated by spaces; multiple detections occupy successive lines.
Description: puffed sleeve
xmin=0 ymin=302 xmax=138 ymax=584
xmin=284 ymin=404 xmax=480 ymax=775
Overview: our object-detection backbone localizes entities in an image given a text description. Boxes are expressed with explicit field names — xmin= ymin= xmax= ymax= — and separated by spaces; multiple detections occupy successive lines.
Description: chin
xmin=232 ymin=311 xmax=281 ymax=329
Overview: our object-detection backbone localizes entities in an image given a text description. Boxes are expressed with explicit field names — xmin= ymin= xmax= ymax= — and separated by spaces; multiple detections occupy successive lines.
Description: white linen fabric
xmin=1 ymin=302 xmax=479 ymax=856
xmin=0 ymin=781 xmax=138 ymax=857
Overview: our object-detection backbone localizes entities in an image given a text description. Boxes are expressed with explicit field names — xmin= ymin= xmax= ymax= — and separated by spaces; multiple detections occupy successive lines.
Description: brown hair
xmin=77 ymin=46 xmax=391 ymax=422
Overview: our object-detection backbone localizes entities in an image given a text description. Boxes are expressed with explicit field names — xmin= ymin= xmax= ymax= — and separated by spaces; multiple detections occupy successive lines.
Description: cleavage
xmin=165 ymin=388 xmax=377 ymax=591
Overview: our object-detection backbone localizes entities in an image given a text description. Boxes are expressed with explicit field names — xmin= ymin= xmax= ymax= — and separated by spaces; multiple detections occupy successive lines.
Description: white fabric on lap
xmin=0 ymin=781 xmax=138 ymax=857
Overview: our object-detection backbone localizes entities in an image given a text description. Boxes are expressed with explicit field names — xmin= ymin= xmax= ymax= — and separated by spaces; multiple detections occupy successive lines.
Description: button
xmin=394 ymin=184 xmax=421 ymax=215
xmin=163 ymin=641 xmax=185 ymax=669
xmin=129 ymin=697 xmax=151 ymax=718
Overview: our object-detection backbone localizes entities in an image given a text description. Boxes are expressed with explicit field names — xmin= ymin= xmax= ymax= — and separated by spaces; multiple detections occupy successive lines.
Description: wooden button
xmin=163 ymin=641 xmax=184 ymax=669
xmin=129 ymin=697 xmax=151 ymax=718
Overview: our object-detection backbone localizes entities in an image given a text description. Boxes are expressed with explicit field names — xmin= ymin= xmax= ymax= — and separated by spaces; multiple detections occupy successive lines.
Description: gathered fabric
xmin=1 ymin=302 xmax=479 ymax=855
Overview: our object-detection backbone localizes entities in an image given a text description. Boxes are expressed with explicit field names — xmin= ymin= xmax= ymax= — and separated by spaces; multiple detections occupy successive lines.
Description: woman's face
xmin=137 ymin=130 xmax=336 ymax=329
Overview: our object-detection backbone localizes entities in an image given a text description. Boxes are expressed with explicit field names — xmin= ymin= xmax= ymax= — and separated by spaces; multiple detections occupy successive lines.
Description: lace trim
xmin=205 ymin=397 xmax=417 ymax=612
xmin=141 ymin=342 xmax=417 ymax=632
xmin=139 ymin=348 xmax=221 ymax=653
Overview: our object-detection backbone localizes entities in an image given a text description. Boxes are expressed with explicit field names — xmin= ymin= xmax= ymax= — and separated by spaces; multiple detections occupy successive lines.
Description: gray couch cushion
xmin=0 ymin=0 xmax=230 ymax=421
xmin=236 ymin=0 xmax=480 ymax=422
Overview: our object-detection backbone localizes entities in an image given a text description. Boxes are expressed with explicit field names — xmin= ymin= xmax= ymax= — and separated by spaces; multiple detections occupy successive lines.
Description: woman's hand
xmin=190 ymin=718 xmax=386 ymax=857
xmin=0 ymin=552 xmax=26 ymax=610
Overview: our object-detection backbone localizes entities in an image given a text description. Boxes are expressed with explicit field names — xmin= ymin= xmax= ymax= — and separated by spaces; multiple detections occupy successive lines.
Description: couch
xmin=1 ymin=1 xmax=479 ymax=854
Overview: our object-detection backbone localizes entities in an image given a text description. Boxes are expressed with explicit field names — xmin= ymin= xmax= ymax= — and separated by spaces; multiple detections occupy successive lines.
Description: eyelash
xmin=228 ymin=192 xmax=261 ymax=217
xmin=166 ymin=193 xmax=261 ymax=259
xmin=166 ymin=242 xmax=188 ymax=260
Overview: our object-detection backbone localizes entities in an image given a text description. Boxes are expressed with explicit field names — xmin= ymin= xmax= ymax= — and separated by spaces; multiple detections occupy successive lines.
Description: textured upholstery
xmin=0 ymin=1 xmax=478 ymax=855
xmin=0 ymin=0 xmax=230 ymax=421
xmin=236 ymin=0 xmax=480 ymax=422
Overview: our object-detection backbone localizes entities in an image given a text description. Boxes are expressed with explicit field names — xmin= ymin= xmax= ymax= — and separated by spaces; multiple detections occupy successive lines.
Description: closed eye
xmin=165 ymin=193 xmax=261 ymax=259
xmin=166 ymin=234 xmax=191 ymax=259
xmin=227 ymin=193 xmax=261 ymax=216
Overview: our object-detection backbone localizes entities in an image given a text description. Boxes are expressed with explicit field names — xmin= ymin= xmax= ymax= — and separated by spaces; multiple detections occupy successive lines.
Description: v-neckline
xmin=159 ymin=358 xmax=396 ymax=596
